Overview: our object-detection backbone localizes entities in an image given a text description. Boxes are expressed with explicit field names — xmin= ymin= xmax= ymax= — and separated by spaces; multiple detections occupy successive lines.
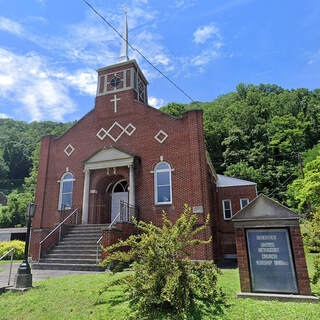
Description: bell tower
xmin=95 ymin=7 xmax=148 ymax=117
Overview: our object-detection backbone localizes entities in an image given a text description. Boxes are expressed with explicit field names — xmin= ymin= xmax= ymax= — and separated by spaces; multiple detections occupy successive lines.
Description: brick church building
xmin=30 ymin=12 xmax=256 ymax=268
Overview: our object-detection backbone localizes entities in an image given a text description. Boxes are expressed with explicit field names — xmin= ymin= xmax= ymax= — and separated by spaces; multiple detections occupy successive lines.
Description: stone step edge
xmin=40 ymin=260 xmax=98 ymax=264
xmin=32 ymin=263 xmax=104 ymax=271
xmin=45 ymin=255 xmax=99 ymax=258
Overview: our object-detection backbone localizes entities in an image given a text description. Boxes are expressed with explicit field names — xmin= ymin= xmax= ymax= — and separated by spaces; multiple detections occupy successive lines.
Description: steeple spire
xmin=118 ymin=5 xmax=129 ymax=63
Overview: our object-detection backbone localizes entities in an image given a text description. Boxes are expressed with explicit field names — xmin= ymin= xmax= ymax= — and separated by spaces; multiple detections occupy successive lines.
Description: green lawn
xmin=0 ymin=255 xmax=319 ymax=320
xmin=217 ymin=253 xmax=320 ymax=320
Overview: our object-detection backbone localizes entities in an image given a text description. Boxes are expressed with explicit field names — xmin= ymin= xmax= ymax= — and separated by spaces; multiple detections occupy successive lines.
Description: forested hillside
xmin=0 ymin=120 xmax=73 ymax=227
xmin=1 ymin=83 xmax=320 ymax=227
xmin=0 ymin=119 xmax=74 ymax=194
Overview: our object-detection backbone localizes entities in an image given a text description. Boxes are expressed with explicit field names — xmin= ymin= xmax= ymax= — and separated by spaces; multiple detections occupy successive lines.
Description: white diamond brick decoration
xmin=106 ymin=121 xmax=126 ymax=142
xmin=154 ymin=130 xmax=168 ymax=144
xmin=124 ymin=123 xmax=136 ymax=136
xmin=64 ymin=144 xmax=75 ymax=157
xmin=97 ymin=122 xmax=137 ymax=142
xmin=96 ymin=128 xmax=108 ymax=140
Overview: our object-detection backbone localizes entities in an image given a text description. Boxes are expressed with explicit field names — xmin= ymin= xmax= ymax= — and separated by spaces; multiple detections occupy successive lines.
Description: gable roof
xmin=83 ymin=146 xmax=136 ymax=170
xmin=231 ymin=194 xmax=299 ymax=221
xmin=216 ymin=174 xmax=256 ymax=187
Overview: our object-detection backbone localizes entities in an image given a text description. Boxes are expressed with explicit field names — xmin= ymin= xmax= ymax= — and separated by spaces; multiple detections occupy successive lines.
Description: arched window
xmin=58 ymin=173 xmax=74 ymax=210
xmin=154 ymin=162 xmax=172 ymax=204
xmin=112 ymin=180 xmax=128 ymax=193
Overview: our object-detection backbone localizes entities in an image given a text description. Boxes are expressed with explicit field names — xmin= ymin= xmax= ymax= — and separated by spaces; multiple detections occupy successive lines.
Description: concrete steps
xmin=32 ymin=263 xmax=103 ymax=272
xmin=32 ymin=224 xmax=107 ymax=272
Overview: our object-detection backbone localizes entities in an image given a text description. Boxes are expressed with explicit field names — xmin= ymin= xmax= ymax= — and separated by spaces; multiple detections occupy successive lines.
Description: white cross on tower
xmin=111 ymin=94 xmax=121 ymax=113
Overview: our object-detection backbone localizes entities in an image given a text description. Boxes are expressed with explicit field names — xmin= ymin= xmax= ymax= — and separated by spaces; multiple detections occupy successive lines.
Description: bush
xmin=0 ymin=240 xmax=25 ymax=259
xmin=313 ymin=253 xmax=320 ymax=285
xmin=303 ymin=209 xmax=320 ymax=253
xmin=100 ymin=204 xmax=227 ymax=319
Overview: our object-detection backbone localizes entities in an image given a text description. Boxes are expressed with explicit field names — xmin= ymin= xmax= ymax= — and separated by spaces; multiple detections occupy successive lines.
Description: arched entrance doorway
xmin=108 ymin=179 xmax=128 ymax=222
xmin=81 ymin=147 xmax=136 ymax=224
xmin=91 ymin=176 xmax=129 ymax=224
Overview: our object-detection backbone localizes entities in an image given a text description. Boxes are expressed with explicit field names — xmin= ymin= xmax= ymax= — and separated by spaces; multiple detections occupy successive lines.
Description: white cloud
xmin=0 ymin=113 xmax=11 ymax=119
xmin=133 ymin=0 xmax=149 ymax=4
xmin=154 ymin=54 xmax=170 ymax=66
xmin=148 ymin=96 xmax=165 ymax=108
xmin=0 ymin=16 xmax=23 ymax=36
xmin=0 ymin=48 xmax=98 ymax=121
xmin=212 ymin=0 xmax=255 ymax=14
xmin=172 ymin=0 xmax=197 ymax=9
xmin=53 ymin=70 xmax=97 ymax=96
xmin=307 ymin=49 xmax=320 ymax=65
xmin=193 ymin=23 xmax=220 ymax=44
xmin=0 ymin=75 xmax=14 ymax=87
xmin=191 ymin=50 xmax=219 ymax=66
xmin=132 ymin=31 xmax=174 ymax=77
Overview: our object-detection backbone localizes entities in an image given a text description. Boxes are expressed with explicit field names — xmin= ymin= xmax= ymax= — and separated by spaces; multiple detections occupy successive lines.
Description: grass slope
xmin=0 ymin=254 xmax=319 ymax=320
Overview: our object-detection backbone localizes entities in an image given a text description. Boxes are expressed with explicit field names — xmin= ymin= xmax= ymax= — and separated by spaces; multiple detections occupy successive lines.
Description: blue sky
xmin=0 ymin=0 xmax=319 ymax=122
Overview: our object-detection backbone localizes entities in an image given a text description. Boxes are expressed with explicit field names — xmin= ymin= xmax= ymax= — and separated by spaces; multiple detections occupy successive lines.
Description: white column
xmin=129 ymin=164 xmax=135 ymax=207
xmin=82 ymin=169 xmax=90 ymax=224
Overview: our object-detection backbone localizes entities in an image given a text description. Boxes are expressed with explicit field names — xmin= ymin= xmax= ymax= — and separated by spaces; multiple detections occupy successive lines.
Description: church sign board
xmin=231 ymin=194 xmax=318 ymax=303
xmin=246 ymin=228 xmax=298 ymax=294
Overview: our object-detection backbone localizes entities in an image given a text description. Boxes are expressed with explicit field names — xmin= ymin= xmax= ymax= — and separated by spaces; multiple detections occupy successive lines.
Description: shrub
xmin=100 ymin=204 xmax=227 ymax=319
xmin=0 ymin=240 xmax=25 ymax=259
xmin=303 ymin=209 xmax=320 ymax=253
xmin=313 ymin=253 xmax=320 ymax=284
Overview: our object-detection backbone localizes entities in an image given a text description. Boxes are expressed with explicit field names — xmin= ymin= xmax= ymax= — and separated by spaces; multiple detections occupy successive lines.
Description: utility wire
xmin=81 ymin=0 xmax=194 ymax=102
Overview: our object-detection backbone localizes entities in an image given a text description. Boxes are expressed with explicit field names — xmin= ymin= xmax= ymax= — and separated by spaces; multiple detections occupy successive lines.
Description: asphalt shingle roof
xmin=216 ymin=174 xmax=256 ymax=187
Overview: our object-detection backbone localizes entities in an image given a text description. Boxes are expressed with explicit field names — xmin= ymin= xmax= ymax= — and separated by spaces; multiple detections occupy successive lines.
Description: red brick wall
xmin=235 ymin=227 xmax=251 ymax=292
xmin=100 ymin=222 xmax=138 ymax=260
xmin=101 ymin=228 xmax=122 ymax=260
xmin=214 ymin=185 xmax=257 ymax=259
xmin=290 ymin=226 xmax=311 ymax=295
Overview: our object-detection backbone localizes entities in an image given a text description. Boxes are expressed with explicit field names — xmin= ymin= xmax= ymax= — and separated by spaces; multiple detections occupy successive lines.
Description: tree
xmin=160 ymin=102 xmax=187 ymax=117
xmin=288 ymin=151 xmax=320 ymax=284
xmin=0 ymin=191 xmax=33 ymax=227
xmin=289 ymin=156 xmax=320 ymax=212
xmin=3 ymin=141 xmax=32 ymax=182
xmin=100 ymin=205 xmax=226 ymax=319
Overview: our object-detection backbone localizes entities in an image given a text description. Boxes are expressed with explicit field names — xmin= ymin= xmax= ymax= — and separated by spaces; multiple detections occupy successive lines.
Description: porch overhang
xmin=83 ymin=147 xmax=135 ymax=170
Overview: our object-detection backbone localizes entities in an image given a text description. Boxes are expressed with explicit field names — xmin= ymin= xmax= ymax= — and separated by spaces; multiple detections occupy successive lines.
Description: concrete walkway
xmin=0 ymin=263 xmax=104 ymax=288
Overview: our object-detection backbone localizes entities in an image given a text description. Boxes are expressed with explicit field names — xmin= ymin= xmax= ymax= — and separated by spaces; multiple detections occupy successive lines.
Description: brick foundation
xmin=100 ymin=222 xmax=138 ymax=260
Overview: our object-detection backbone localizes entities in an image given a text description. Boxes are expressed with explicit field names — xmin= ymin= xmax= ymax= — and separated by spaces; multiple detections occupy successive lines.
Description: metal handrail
xmin=110 ymin=212 xmax=121 ymax=228
xmin=96 ymin=212 xmax=121 ymax=262
xmin=96 ymin=235 xmax=103 ymax=263
xmin=39 ymin=208 xmax=79 ymax=260
xmin=95 ymin=202 xmax=139 ymax=262
xmin=120 ymin=201 xmax=138 ymax=223
xmin=0 ymin=248 xmax=15 ymax=285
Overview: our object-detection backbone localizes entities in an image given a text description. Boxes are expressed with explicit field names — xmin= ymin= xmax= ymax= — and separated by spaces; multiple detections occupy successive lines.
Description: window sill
xmin=58 ymin=208 xmax=72 ymax=212
xmin=155 ymin=203 xmax=173 ymax=206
